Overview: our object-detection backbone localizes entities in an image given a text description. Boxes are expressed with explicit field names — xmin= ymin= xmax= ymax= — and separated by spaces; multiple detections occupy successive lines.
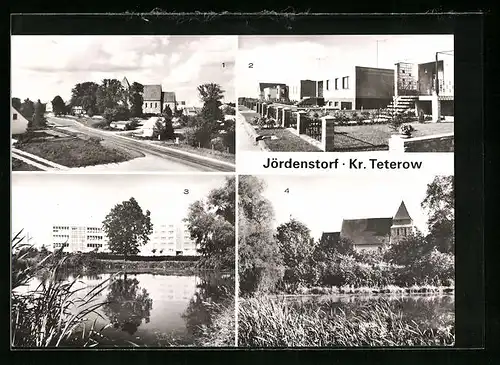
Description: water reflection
xmin=103 ymin=273 xmax=153 ymax=336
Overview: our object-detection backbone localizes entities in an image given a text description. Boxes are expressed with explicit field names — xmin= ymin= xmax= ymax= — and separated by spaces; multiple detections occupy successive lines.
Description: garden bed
xmin=15 ymin=137 xmax=133 ymax=168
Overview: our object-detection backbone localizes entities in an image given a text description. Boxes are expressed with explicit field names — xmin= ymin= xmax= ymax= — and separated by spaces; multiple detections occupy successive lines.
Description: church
xmin=320 ymin=201 xmax=414 ymax=253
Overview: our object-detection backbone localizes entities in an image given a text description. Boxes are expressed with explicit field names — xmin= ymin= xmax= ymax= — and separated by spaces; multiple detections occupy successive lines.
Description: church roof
xmin=340 ymin=218 xmax=392 ymax=246
xmin=143 ymin=85 xmax=162 ymax=100
xmin=393 ymin=201 xmax=412 ymax=220
xmin=162 ymin=92 xmax=176 ymax=102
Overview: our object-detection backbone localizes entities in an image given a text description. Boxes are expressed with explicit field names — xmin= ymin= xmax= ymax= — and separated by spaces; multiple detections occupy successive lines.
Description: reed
xmin=238 ymin=295 xmax=454 ymax=347
xmin=11 ymin=230 xmax=112 ymax=347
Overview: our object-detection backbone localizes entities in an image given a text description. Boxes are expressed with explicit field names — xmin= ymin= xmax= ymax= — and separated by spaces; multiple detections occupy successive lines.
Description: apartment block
xmin=52 ymin=225 xmax=109 ymax=253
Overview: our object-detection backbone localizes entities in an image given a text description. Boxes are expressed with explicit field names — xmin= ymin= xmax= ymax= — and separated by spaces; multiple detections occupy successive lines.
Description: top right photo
xmin=237 ymin=35 xmax=454 ymax=153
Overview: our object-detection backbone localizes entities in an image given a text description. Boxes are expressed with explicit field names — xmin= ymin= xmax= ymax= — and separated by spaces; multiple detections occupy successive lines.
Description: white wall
xmin=11 ymin=106 xmax=29 ymax=135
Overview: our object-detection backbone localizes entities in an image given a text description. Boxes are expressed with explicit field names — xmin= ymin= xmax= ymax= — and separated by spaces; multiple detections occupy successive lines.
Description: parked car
xmin=295 ymin=97 xmax=325 ymax=107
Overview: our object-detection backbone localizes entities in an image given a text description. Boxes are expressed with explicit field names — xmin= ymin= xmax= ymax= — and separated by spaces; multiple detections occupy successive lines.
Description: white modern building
xmin=52 ymin=225 xmax=109 ymax=253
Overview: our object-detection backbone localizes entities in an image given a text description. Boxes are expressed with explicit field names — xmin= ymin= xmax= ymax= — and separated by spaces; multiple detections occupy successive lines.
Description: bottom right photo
xmin=237 ymin=173 xmax=455 ymax=347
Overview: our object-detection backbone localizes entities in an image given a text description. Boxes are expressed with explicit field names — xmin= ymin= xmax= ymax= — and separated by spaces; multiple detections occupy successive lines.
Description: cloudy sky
xmin=11 ymin=173 xmax=230 ymax=248
xmin=254 ymin=172 xmax=452 ymax=240
xmin=11 ymin=36 xmax=236 ymax=106
xmin=237 ymin=34 xmax=454 ymax=97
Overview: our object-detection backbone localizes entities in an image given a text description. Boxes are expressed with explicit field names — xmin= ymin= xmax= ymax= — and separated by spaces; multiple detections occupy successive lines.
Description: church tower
xmin=390 ymin=201 xmax=414 ymax=243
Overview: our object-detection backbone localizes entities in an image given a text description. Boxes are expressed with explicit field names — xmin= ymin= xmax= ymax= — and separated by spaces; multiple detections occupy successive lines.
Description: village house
xmin=162 ymin=91 xmax=177 ymax=112
xmin=11 ymin=106 xmax=29 ymax=135
xmin=288 ymin=80 xmax=318 ymax=103
xmin=142 ymin=85 xmax=178 ymax=115
xmin=321 ymin=201 xmax=414 ymax=253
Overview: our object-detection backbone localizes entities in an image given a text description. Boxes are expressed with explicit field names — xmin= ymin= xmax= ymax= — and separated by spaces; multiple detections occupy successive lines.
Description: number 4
xmin=284 ymin=188 xmax=289 ymax=193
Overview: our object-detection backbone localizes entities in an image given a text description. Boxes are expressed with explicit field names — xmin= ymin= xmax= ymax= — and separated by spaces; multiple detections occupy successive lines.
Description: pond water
xmin=16 ymin=271 xmax=234 ymax=347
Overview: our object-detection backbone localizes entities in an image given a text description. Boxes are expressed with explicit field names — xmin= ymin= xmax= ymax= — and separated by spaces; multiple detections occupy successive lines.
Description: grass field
xmin=256 ymin=128 xmax=323 ymax=152
xmin=11 ymin=158 xmax=43 ymax=171
xmin=16 ymin=137 xmax=132 ymax=168
xmin=238 ymin=295 xmax=455 ymax=347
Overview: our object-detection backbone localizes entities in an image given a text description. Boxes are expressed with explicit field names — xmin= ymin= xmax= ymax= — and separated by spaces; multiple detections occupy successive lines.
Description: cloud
xmin=11 ymin=35 xmax=236 ymax=103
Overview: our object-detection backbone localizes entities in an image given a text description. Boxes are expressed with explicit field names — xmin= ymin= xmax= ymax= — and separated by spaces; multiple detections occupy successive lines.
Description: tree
xmin=51 ymin=95 xmax=66 ymax=116
xmin=238 ymin=176 xmax=284 ymax=295
xmin=163 ymin=104 xmax=173 ymax=119
xmin=275 ymin=219 xmax=315 ymax=289
xmin=152 ymin=118 xmax=175 ymax=141
xmin=96 ymin=79 xmax=127 ymax=113
xmin=198 ymin=83 xmax=224 ymax=124
xmin=384 ymin=230 xmax=433 ymax=267
xmin=129 ymin=82 xmax=144 ymax=117
xmin=12 ymin=97 xmax=21 ymax=111
xmin=102 ymin=197 xmax=153 ymax=259
xmin=29 ymin=99 xmax=47 ymax=130
xmin=20 ymin=99 xmax=35 ymax=121
xmin=222 ymin=118 xmax=235 ymax=154
xmin=103 ymin=105 xmax=130 ymax=123
xmin=421 ymin=175 xmax=455 ymax=254
xmin=70 ymin=81 xmax=99 ymax=114
xmin=103 ymin=275 xmax=153 ymax=335
xmin=185 ymin=177 xmax=235 ymax=271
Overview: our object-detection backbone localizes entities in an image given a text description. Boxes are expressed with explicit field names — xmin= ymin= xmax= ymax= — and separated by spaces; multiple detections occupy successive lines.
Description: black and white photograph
xmin=11 ymin=173 xmax=235 ymax=348
xmin=11 ymin=36 xmax=236 ymax=172
xmin=238 ymin=173 xmax=455 ymax=347
xmin=237 ymin=35 xmax=454 ymax=153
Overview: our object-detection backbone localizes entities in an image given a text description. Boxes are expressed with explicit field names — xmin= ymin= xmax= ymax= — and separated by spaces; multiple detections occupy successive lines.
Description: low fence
xmin=389 ymin=133 xmax=454 ymax=152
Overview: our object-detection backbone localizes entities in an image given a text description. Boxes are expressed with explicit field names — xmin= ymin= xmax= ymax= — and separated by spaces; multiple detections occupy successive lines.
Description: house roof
xmin=393 ymin=201 xmax=411 ymax=220
xmin=162 ymin=92 xmax=176 ymax=102
xmin=143 ymin=85 xmax=162 ymax=100
xmin=340 ymin=218 xmax=392 ymax=246
xmin=259 ymin=82 xmax=287 ymax=91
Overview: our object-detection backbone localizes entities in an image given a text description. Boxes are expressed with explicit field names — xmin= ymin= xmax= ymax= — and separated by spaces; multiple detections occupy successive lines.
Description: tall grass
xmin=11 ymin=230 xmax=112 ymax=347
xmin=195 ymin=297 xmax=236 ymax=347
xmin=238 ymin=295 xmax=454 ymax=347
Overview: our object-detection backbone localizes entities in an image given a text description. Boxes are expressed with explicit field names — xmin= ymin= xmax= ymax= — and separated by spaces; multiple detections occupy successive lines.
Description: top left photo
xmin=10 ymin=35 xmax=236 ymax=172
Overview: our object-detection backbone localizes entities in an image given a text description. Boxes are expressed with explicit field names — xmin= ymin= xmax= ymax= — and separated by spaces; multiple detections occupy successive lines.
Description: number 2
xmin=248 ymin=63 xmax=254 ymax=68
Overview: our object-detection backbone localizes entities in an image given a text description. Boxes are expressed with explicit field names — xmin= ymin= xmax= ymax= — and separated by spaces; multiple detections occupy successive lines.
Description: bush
xmin=333 ymin=112 xmax=350 ymax=125
xmin=210 ymin=137 xmax=227 ymax=152
xmin=103 ymin=106 xmax=130 ymax=123
xmin=87 ymin=109 xmax=95 ymax=118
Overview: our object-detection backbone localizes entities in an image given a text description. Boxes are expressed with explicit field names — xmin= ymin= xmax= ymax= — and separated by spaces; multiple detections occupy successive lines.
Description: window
xmin=13 ymin=113 xmax=17 ymax=120
xmin=334 ymin=101 xmax=339 ymax=107
xmin=335 ymin=78 xmax=339 ymax=90
xmin=342 ymin=76 xmax=349 ymax=89
xmin=402 ymin=70 xmax=405 ymax=74
xmin=155 ymin=102 xmax=157 ymax=108
xmin=326 ymin=80 xmax=330 ymax=90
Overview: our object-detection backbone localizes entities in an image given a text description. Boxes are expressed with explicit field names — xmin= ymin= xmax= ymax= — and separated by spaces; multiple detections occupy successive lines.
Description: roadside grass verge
xmin=238 ymin=295 xmax=455 ymax=347
xmin=11 ymin=230 xmax=112 ymax=348
xmin=12 ymin=158 xmax=43 ymax=171
xmin=15 ymin=137 xmax=132 ymax=168
xmin=256 ymin=128 xmax=322 ymax=152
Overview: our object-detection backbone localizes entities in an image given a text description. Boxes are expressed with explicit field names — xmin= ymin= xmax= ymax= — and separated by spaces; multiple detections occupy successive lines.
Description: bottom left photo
xmin=11 ymin=173 xmax=235 ymax=348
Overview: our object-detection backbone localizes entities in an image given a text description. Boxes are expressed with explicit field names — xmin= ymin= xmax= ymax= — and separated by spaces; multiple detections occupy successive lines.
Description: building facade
xmin=394 ymin=57 xmax=454 ymax=121
xmin=162 ymin=91 xmax=177 ymax=112
xmin=321 ymin=201 xmax=414 ymax=253
xmin=11 ymin=106 xmax=29 ymax=135
xmin=140 ymin=222 xmax=198 ymax=256
xmin=143 ymin=85 xmax=163 ymax=114
xmin=258 ymin=82 xmax=289 ymax=102
xmin=52 ymin=225 xmax=109 ymax=253
xmin=320 ymin=66 xmax=394 ymax=110
xmin=289 ymin=80 xmax=317 ymax=102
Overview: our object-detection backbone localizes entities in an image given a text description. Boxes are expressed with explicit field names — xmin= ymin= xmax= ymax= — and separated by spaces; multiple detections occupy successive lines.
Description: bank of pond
xmin=238 ymin=293 xmax=454 ymax=347
xmin=12 ymin=269 xmax=235 ymax=348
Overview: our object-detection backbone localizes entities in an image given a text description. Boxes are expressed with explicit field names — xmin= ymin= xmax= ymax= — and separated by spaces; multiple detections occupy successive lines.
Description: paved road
xmin=236 ymin=107 xmax=262 ymax=152
xmin=48 ymin=116 xmax=235 ymax=172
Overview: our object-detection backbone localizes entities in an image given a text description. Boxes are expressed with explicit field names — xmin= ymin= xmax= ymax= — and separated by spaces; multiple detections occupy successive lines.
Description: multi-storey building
xmin=319 ymin=66 xmax=394 ymax=110
xmin=52 ymin=225 xmax=109 ymax=253
xmin=140 ymin=222 xmax=199 ymax=256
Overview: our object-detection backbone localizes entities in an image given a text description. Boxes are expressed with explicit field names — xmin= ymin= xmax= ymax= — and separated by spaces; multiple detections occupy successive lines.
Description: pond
xmin=15 ymin=271 xmax=234 ymax=348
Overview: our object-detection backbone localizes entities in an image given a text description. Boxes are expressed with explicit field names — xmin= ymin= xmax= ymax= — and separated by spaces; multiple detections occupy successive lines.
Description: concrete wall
xmin=300 ymin=80 xmax=317 ymax=99
xmin=355 ymin=66 xmax=394 ymax=109
xmin=418 ymin=60 xmax=444 ymax=96
xmin=143 ymin=99 xmax=162 ymax=114
xmin=389 ymin=133 xmax=454 ymax=152
xmin=11 ymin=106 xmax=29 ymax=135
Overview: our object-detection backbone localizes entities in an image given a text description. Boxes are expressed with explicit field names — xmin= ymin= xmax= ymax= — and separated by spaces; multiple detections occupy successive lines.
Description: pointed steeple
xmin=394 ymin=201 xmax=411 ymax=220
xmin=121 ymin=77 xmax=130 ymax=90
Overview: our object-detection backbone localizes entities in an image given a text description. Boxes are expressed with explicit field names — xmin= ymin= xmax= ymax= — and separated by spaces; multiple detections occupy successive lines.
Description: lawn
xmin=164 ymin=143 xmax=236 ymax=164
xmin=256 ymin=128 xmax=323 ymax=152
xmin=16 ymin=137 xmax=132 ymax=168
xmin=332 ymin=122 xmax=454 ymax=151
xmin=11 ymin=158 xmax=43 ymax=171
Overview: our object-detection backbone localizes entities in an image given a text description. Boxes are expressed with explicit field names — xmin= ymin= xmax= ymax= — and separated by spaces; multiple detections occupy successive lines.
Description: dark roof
xmin=321 ymin=232 xmax=340 ymax=243
xmin=259 ymin=82 xmax=287 ymax=91
xmin=394 ymin=201 xmax=411 ymax=220
xmin=340 ymin=218 xmax=392 ymax=246
xmin=143 ymin=85 xmax=162 ymax=100
xmin=162 ymin=92 xmax=176 ymax=102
